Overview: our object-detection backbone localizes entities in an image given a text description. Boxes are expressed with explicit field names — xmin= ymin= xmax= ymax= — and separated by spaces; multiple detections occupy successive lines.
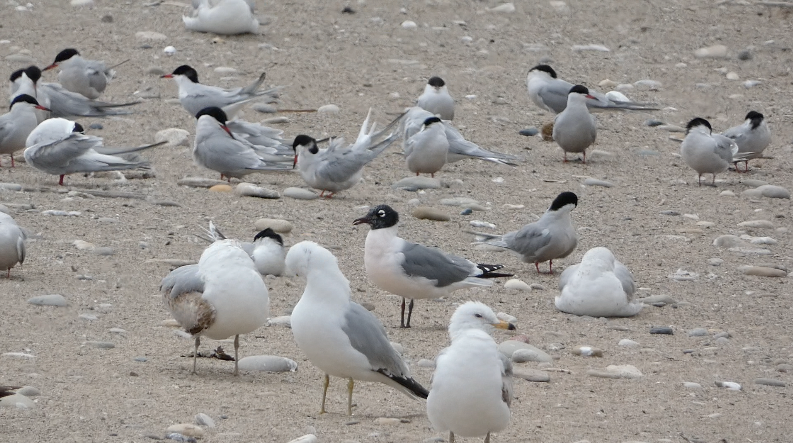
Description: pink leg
xmin=59 ymin=175 xmax=65 ymax=186
xmin=534 ymin=262 xmax=540 ymax=273
xmin=582 ymin=152 xmax=586 ymax=164
xmin=10 ymin=156 xmax=14 ymax=168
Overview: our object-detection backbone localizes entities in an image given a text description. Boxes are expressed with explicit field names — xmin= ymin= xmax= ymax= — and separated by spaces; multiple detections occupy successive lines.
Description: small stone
xmin=713 ymin=235 xmax=749 ymax=248
xmin=283 ymin=187 xmax=319 ymax=200
xmin=618 ymin=339 xmax=639 ymax=347
xmin=688 ymin=328 xmax=708 ymax=337
xmin=588 ymin=365 xmax=642 ymax=379
xmin=737 ymin=220 xmax=774 ymax=229
xmin=513 ymin=369 xmax=550 ymax=382
xmin=392 ymin=176 xmax=441 ymax=191
xmin=71 ymin=0 xmax=93 ymax=5
xmin=417 ymin=359 xmax=436 ymax=368
xmin=89 ymin=123 xmax=103 ymax=130
xmin=234 ymin=183 xmax=280 ymax=199
xmin=79 ymin=313 xmax=98 ymax=321
xmin=650 ymin=326 xmax=673 ymax=335
xmin=488 ymin=3 xmax=516 ymax=13
xmin=177 ymin=177 xmax=228 ymax=188
xmin=571 ymin=44 xmax=610 ymax=52
xmin=400 ymin=20 xmax=417 ymax=29
xmin=317 ymin=104 xmax=340 ymax=113
xmin=634 ymin=79 xmax=662 ymax=90
xmin=136 ymin=31 xmax=167 ymax=40
xmin=714 ymin=381 xmax=742 ymax=391
xmin=166 ymin=424 xmax=204 ymax=438
xmin=214 ymin=67 xmax=238 ymax=75
xmin=73 ymin=240 xmax=95 ymax=250
xmin=375 ymin=417 xmax=402 ymax=425
xmin=743 ymin=80 xmax=761 ymax=88
xmin=252 ymin=103 xmax=277 ymax=113
xmin=93 ymin=247 xmax=115 ymax=256
xmin=582 ymin=178 xmax=614 ymax=187
xmin=163 ymin=46 xmax=176 ymax=56
xmin=636 ymin=294 xmax=677 ymax=306
xmin=497 ymin=312 xmax=517 ymax=323
xmin=0 ymin=393 xmax=35 ymax=409
xmin=412 ymin=207 xmax=450 ymax=221
xmin=572 ymin=346 xmax=603 ymax=357
xmin=155 ymin=128 xmax=190 ymax=147
xmin=743 ymin=185 xmax=790 ymax=200
xmin=519 ymin=127 xmax=539 ymax=136
xmin=28 ymin=294 xmax=68 ymax=307
xmin=694 ymin=45 xmax=728 ymax=58
xmin=254 ymin=218 xmax=293 ymax=233
xmin=504 ymin=279 xmax=530 ymax=291
xmin=738 ymin=266 xmax=787 ymax=277
xmin=209 ymin=184 xmax=232 ymax=192
xmin=195 ymin=413 xmax=215 ymax=428
xmin=683 ymin=382 xmax=702 ymax=389
xmin=109 ymin=328 xmax=126 ymax=334
xmin=709 ymin=258 xmax=723 ymax=266
xmin=17 ymin=386 xmax=40 ymax=397
xmin=266 ymin=316 xmax=292 ymax=327
xmin=500 ymin=341 xmax=552 ymax=362
xmin=726 ymin=72 xmax=739 ymax=80
xmin=166 ymin=433 xmax=196 ymax=443
xmin=237 ymin=355 xmax=298 ymax=372
xmin=83 ymin=341 xmax=115 ymax=349
xmin=439 ymin=197 xmax=481 ymax=207
xmin=644 ymin=119 xmax=665 ymax=127
xmin=287 ymin=435 xmax=318 ymax=443
xmin=460 ymin=208 xmax=473 ymax=216
xmin=755 ymin=378 xmax=786 ymax=387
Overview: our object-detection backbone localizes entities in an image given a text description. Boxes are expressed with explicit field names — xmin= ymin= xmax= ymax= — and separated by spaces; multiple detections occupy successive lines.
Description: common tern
xmin=527 ymin=64 xmax=659 ymax=114
xmin=160 ymin=239 xmax=270 ymax=375
xmin=722 ymin=111 xmax=771 ymax=172
xmin=292 ymin=108 xmax=401 ymax=197
xmin=43 ymin=48 xmax=115 ymax=100
xmin=556 ymin=247 xmax=642 ymax=317
xmin=24 ymin=118 xmax=164 ymax=185
xmin=0 ymin=212 xmax=26 ymax=278
xmin=427 ymin=302 xmax=514 ymax=443
xmin=193 ymin=107 xmax=293 ymax=180
xmin=402 ymin=107 xmax=518 ymax=166
xmin=285 ymin=241 xmax=429 ymax=415
xmin=552 ymin=85 xmax=597 ymax=163
xmin=416 ymin=76 xmax=455 ymax=120
xmin=354 ymin=205 xmax=511 ymax=328
xmin=472 ymin=192 xmax=578 ymax=274
xmin=0 ymin=94 xmax=50 ymax=167
xmin=162 ymin=65 xmax=279 ymax=117
xmin=680 ymin=117 xmax=741 ymax=186
xmin=203 ymin=221 xmax=286 ymax=276
xmin=184 ymin=0 xmax=259 ymax=35
xmin=10 ymin=66 xmax=138 ymax=119
xmin=405 ymin=116 xmax=449 ymax=177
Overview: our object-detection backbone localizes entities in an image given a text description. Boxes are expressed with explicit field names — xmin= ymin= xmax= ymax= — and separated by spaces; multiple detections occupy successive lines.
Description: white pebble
xmin=195 ymin=413 xmax=215 ymax=428
xmin=726 ymin=72 xmax=739 ymax=80
xmin=71 ymin=0 xmax=93 ymax=5
xmin=504 ymin=279 xmax=531 ymax=291
xmin=266 ymin=316 xmax=292 ymax=327
xmin=496 ymin=312 xmax=517 ymax=323
xmin=488 ymin=3 xmax=516 ymax=13
xmin=469 ymin=220 xmax=496 ymax=229
xmin=618 ymin=339 xmax=639 ymax=347
xmin=316 ymin=104 xmax=340 ymax=113
xmin=155 ymin=128 xmax=190 ymax=147
xmin=136 ymin=31 xmax=167 ymax=40
xmin=287 ymin=435 xmax=318 ymax=443
xmin=401 ymin=20 xmax=417 ymax=29
xmin=163 ymin=46 xmax=176 ymax=56
xmin=237 ymin=355 xmax=298 ymax=372
xmin=214 ymin=67 xmax=238 ymax=75
xmin=715 ymin=381 xmax=742 ymax=391
xmin=694 ymin=45 xmax=728 ymax=58
xmin=572 ymin=44 xmax=610 ymax=52
xmin=604 ymin=91 xmax=629 ymax=102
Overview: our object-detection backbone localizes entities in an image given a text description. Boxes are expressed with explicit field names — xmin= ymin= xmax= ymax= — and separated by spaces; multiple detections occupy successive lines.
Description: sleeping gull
xmin=552 ymin=85 xmax=597 ymax=163
xmin=472 ymin=192 xmax=578 ymax=274
xmin=0 ymin=212 xmax=26 ymax=278
xmin=427 ymin=301 xmax=515 ymax=443
xmin=416 ymin=76 xmax=455 ymax=120
xmin=285 ymin=241 xmax=428 ymax=415
xmin=680 ymin=117 xmax=741 ymax=186
xmin=556 ymin=247 xmax=643 ymax=317
xmin=354 ymin=204 xmax=511 ymax=328
xmin=184 ymin=0 xmax=259 ymax=35
xmin=721 ymin=111 xmax=771 ymax=173
xmin=160 ymin=239 xmax=270 ymax=375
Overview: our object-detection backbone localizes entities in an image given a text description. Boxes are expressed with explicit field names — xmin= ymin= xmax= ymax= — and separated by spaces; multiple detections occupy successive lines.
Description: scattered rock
xmin=266 ymin=316 xmax=291 ymax=327
xmin=400 ymin=20 xmax=417 ymax=29
xmin=738 ymin=266 xmax=787 ymax=277
xmin=235 ymin=183 xmax=280 ymax=199
xmin=155 ymin=128 xmax=190 ymax=147
xmin=166 ymin=424 xmax=204 ymax=438
xmin=28 ymin=294 xmax=68 ymax=307
xmin=237 ymin=355 xmax=298 ymax=372
xmin=737 ymin=220 xmax=774 ymax=229
xmin=177 ymin=177 xmax=228 ymax=188
xmin=209 ymin=184 xmax=232 ymax=192
xmin=588 ymin=365 xmax=642 ymax=379
xmin=688 ymin=328 xmax=708 ymax=337
xmin=83 ymin=341 xmax=115 ymax=349
xmin=283 ymin=187 xmax=319 ymax=200
xmin=252 ymin=103 xmax=277 ymax=113
xmin=412 ymin=207 xmax=450 ymax=221
xmin=287 ymin=435 xmax=318 ymax=443
xmin=513 ymin=369 xmax=550 ymax=382
xmin=715 ymin=381 xmax=742 ymax=391
xmin=317 ymin=104 xmax=340 ymax=113
xmin=136 ymin=31 xmax=167 ymax=40
xmin=504 ymin=279 xmax=531 ymax=291
xmin=254 ymin=218 xmax=293 ymax=233
xmin=754 ymin=378 xmax=785 ymax=387
xmin=572 ymin=346 xmax=603 ymax=357
xmin=618 ymin=339 xmax=638 ymax=347
xmin=572 ymin=44 xmax=610 ymax=52
xmin=650 ymin=326 xmax=673 ymax=335
xmin=694 ymin=45 xmax=728 ymax=58
xmin=499 ymin=341 xmax=552 ymax=362
xmin=683 ymin=382 xmax=702 ymax=389
xmin=519 ymin=127 xmax=539 ymax=136
xmin=488 ymin=3 xmax=516 ymax=13
xmin=742 ymin=185 xmax=790 ymax=199
xmin=374 ymin=417 xmax=402 ymax=425
xmin=195 ymin=413 xmax=215 ymax=428
xmin=582 ymin=178 xmax=614 ymax=187
xmin=392 ymin=176 xmax=441 ymax=191
xmin=17 ymin=386 xmax=40 ymax=397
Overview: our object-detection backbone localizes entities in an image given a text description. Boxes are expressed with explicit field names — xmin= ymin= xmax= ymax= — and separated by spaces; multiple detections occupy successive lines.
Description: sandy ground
xmin=1 ymin=0 xmax=792 ymax=442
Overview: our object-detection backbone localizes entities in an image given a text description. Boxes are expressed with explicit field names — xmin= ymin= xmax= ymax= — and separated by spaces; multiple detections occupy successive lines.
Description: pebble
xmin=708 ymin=258 xmax=723 ymax=266
xmin=634 ymin=79 xmax=662 ymax=90
xmin=572 ymin=346 xmax=603 ymax=357
xmin=519 ymin=127 xmax=539 ymax=136
xmin=155 ymin=128 xmax=190 ymax=147
xmin=0 ymin=393 xmax=35 ymax=409
xmin=618 ymin=339 xmax=639 ymax=347
xmin=669 ymin=269 xmax=698 ymax=281
xmin=714 ymin=381 xmax=741 ymax=391
xmin=163 ymin=46 xmax=176 ymax=56
xmin=644 ymin=119 xmax=665 ymax=127
xmin=209 ymin=184 xmax=232 ymax=192
xmin=42 ymin=210 xmax=81 ymax=216
xmin=28 ymin=294 xmax=68 ymax=307
xmin=497 ymin=312 xmax=517 ymax=323
xmin=660 ymin=210 xmax=680 ymax=216
xmin=488 ymin=3 xmax=516 ymax=13
xmin=252 ymin=103 xmax=277 ymax=113
xmin=94 ymin=247 xmax=115 ymax=256
xmin=136 ymin=31 xmax=167 ymax=40
xmin=742 ymin=235 xmax=777 ymax=245
xmin=177 ymin=177 xmax=228 ymax=188
xmin=109 ymin=328 xmax=126 ymax=334
xmin=499 ymin=341 xmax=552 ymax=362
xmin=412 ymin=207 xmax=450 ymax=221
xmin=582 ymin=178 xmax=614 ymax=188
xmin=254 ymin=218 xmax=293 ymax=233
xmin=17 ymin=386 xmax=39 ymax=397
xmin=737 ymin=219 xmax=774 ymax=229
xmin=605 ymin=90 xmax=630 ymax=102
xmin=738 ymin=266 xmax=787 ymax=277
xmin=688 ymin=328 xmax=708 ymax=337
xmin=439 ymin=197 xmax=480 ymax=207
xmin=234 ymin=183 xmax=280 ymax=199
xmin=237 ymin=355 xmax=298 ymax=372
xmin=469 ymin=220 xmax=495 ymax=229
xmin=513 ymin=369 xmax=550 ymax=382
xmin=650 ymin=326 xmax=673 ymax=335
xmin=83 ymin=341 xmax=115 ymax=349
xmin=283 ymin=187 xmax=319 ymax=200
xmin=754 ymin=378 xmax=785 ymax=387
xmin=400 ymin=20 xmax=417 ymax=29
xmin=504 ymin=279 xmax=531 ymax=291
xmin=726 ymin=72 xmax=739 ymax=80
xmin=742 ymin=185 xmax=790 ymax=199
xmin=71 ymin=0 xmax=93 ymax=5
xmin=392 ymin=176 xmax=441 ymax=191
xmin=287 ymin=435 xmax=318 ymax=443
xmin=636 ymin=294 xmax=677 ymax=306
xmin=375 ymin=417 xmax=402 ymax=425
xmin=73 ymin=240 xmax=95 ymax=250
xmin=166 ymin=424 xmax=204 ymax=438
xmin=417 ymin=359 xmax=436 ymax=369
xmin=712 ymin=235 xmax=750 ymax=248
xmin=214 ymin=67 xmax=238 ymax=75
xmin=460 ymin=208 xmax=473 ymax=216
xmin=166 ymin=433 xmax=196 ymax=443
xmin=588 ymin=365 xmax=643 ymax=379
xmin=694 ymin=44 xmax=728 ymax=58
xmin=743 ymin=80 xmax=761 ymax=88
xmin=317 ymin=104 xmax=340 ymax=113
xmin=511 ymin=348 xmax=551 ymax=363
xmin=263 ymin=117 xmax=289 ymax=124
xmin=79 ymin=314 xmax=98 ymax=321
xmin=266 ymin=316 xmax=292 ymax=327
xmin=571 ymin=44 xmax=610 ymax=52
xmin=195 ymin=413 xmax=215 ymax=428
xmin=683 ymin=382 xmax=702 ymax=389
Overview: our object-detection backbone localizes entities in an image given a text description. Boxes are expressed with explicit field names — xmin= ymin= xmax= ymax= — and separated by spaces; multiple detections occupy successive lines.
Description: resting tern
xmin=162 ymin=65 xmax=279 ymax=117
xmin=292 ymin=108 xmax=402 ymax=197
xmin=405 ymin=116 xmax=449 ymax=177
xmin=184 ymin=0 xmax=259 ymax=35
xmin=24 ymin=118 xmax=164 ymax=185
xmin=680 ymin=117 xmax=741 ymax=186
xmin=193 ymin=106 xmax=292 ymax=180
xmin=721 ymin=111 xmax=771 ymax=172
xmin=0 ymin=212 xmax=26 ymax=278
xmin=416 ymin=76 xmax=455 ymax=120
xmin=527 ymin=64 xmax=659 ymax=114
xmin=43 ymin=48 xmax=116 ymax=100
xmin=354 ymin=205 xmax=511 ymax=328
xmin=0 ymin=94 xmax=50 ymax=167
xmin=472 ymin=192 xmax=578 ymax=274
xmin=552 ymin=85 xmax=597 ymax=163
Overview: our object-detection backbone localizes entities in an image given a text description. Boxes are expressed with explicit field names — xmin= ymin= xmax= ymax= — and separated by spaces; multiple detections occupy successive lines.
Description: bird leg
xmin=320 ymin=374 xmax=329 ymax=414
xmin=319 ymin=190 xmax=325 ymax=197
xmin=233 ymin=334 xmax=240 ymax=376
xmin=192 ymin=336 xmax=201 ymax=374
xmin=400 ymin=297 xmax=407 ymax=328
xmin=405 ymin=299 xmax=415 ymax=328
xmin=484 ymin=432 xmax=490 ymax=443
xmin=10 ymin=156 xmax=14 ymax=168
xmin=582 ymin=151 xmax=587 ymax=164
xmin=431 ymin=173 xmax=435 ymax=178
xmin=534 ymin=262 xmax=541 ymax=273
xmin=697 ymin=174 xmax=702 ymax=186
xmin=59 ymin=175 xmax=65 ymax=186
xmin=449 ymin=431 xmax=455 ymax=443
xmin=563 ymin=152 xmax=568 ymax=163
xmin=743 ymin=161 xmax=750 ymax=172
xmin=548 ymin=259 xmax=554 ymax=274
xmin=711 ymin=174 xmax=717 ymax=186
xmin=347 ymin=378 xmax=355 ymax=416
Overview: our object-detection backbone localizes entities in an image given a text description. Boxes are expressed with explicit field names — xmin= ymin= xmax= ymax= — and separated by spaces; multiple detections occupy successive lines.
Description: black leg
xmin=405 ymin=299 xmax=415 ymax=328
xmin=400 ymin=297 xmax=406 ymax=328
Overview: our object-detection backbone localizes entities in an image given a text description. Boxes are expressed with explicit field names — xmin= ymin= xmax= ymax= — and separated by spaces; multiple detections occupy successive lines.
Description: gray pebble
xmin=519 ymin=127 xmax=539 ymax=136
xmin=237 ymin=355 xmax=298 ymax=372
xmin=644 ymin=119 xmax=665 ymax=127
xmin=101 ymin=14 xmax=113 ymax=23
xmin=754 ymin=378 xmax=785 ymax=387
xmin=93 ymin=247 xmax=115 ymax=256
xmin=715 ymin=337 xmax=730 ymax=346
xmin=392 ymin=176 xmax=441 ymax=191
xmin=266 ymin=316 xmax=291 ymax=327
xmin=460 ymin=208 xmax=473 ymax=215
xmin=252 ymin=103 xmax=277 ymax=113
xmin=683 ymin=382 xmax=702 ymax=389
xmin=511 ymin=348 xmax=552 ymax=363
xmin=738 ymin=266 xmax=787 ymax=277
xmin=637 ymin=294 xmax=677 ymax=306
xmin=660 ymin=210 xmax=680 ymax=216
xmin=254 ymin=218 xmax=293 ymax=233
xmin=0 ymin=183 xmax=23 ymax=191
xmin=513 ymin=369 xmax=550 ymax=382
xmin=737 ymin=49 xmax=752 ymax=60
xmin=166 ymin=434 xmax=197 ymax=443
xmin=618 ymin=339 xmax=639 ymax=347
xmin=176 ymin=177 xmax=227 ymax=188
xmin=583 ymin=178 xmax=614 ymax=187
xmin=499 ymin=341 xmax=552 ymax=362
xmin=0 ymin=393 xmax=36 ymax=409
xmin=195 ymin=413 xmax=215 ymax=428
xmin=155 ymin=128 xmax=190 ymax=147
xmin=235 ymin=183 xmax=280 ymax=199
xmin=17 ymin=386 xmax=40 ymax=397
xmin=688 ymin=328 xmax=708 ymax=337
xmin=28 ymin=294 xmax=68 ymax=307
xmin=412 ymin=207 xmax=450 ymax=221
xmin=84 ymin=341 xmax=115 ymax=349
xmin=650 ymin=326 xmax=673 ymax=335
xmin=635 ymin=149 xmax=660 ymax=157
xmin=79 ymin=314 xmax=98 ymax=321
xmin=737 ymin=219 xmax=774 ymax=229
xmin=89 ymin=123 xmax=103 ymax=130
xmin=417 ymin=359 xmax=436 ymax=368
xmin=709 ymin=258 xmax=723 ymax=266
xmin=776 ymin=364 xmax=792 ymax=373
xmin=742 ymin=185 xmax=790 ymax=200
xmin=134 ymin=357 xmax=148 ymax=362
xmin=714 ymin=331 xmax=731 ymax=339
xmin=283 ymin=187 xmax=319 ymax=200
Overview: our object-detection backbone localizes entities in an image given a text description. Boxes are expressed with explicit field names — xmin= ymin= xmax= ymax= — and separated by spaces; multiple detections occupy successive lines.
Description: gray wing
xmin=443 ymin=123 xmax=518 ymax=165
xmin=226 ymin=119 xmax=287 ymax=150
xmin=614 ymin=260 xmax=635 ymax=300
xmin=499 ymin=352 xmax=513 ymax=408
xmin=317 ymin=147 xmax=371 ymax=183
xmin=41 ymin=83 xmax=137 ymax=118
xmin=401 ymin=107 xmax=434 ymax=148
xmin=713 ymin=134 xmax=739 ymax=162
xmin=536 ymin=78 xmax=575 ymax=113
xmin=25 ymin=133 xmax=102 ymax=171
xmin=160 ymin=264 xmax=203 ymax=298
xmin=399 ymin=242 xmax=474 ymax=287
xmin=195 ymin=131 xmax=291 ymax=173
xmin=503 ymin=223 xmax=553 ymax=258
xmin=342 ymin=302 xmax=410 ymax=377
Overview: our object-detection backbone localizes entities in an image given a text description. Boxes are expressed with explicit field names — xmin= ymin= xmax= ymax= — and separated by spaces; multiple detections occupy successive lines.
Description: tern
xmin=0 ymin=94 xmax=50 ymax=167
xmin=552 ymin=85 xmax=597 ymax=163
xmin=722 ymin=111 xmax=771 ymax=172
xmin=680 ymin=117 xmax=741 ymax=186
xmin=416 ymin=76 xmax=455 ymax=120
xmin=43 ymin=48 xmax=116 ymax=100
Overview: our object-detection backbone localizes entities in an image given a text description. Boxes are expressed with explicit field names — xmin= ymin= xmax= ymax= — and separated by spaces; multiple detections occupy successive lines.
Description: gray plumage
xmin=342 ymin=302 xmax=411 ymax=378
xmin=161 ymin=264 xmax=203 ymax=300
xmin=553 ymin=85 xmax=597 ymax=162
xmin=721 ymin=111 xmax=771 ymax=171
xmin=680 ymin=118 xmax=740 ymax=186
xmin=400 ymin=242 xmax=485 ymax=288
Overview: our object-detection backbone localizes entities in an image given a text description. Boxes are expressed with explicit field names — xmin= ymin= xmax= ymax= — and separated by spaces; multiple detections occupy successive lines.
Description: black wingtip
xmin=476 ymin=264 xmax=513 ymax=279
xmin=377 ymin=370 xmax=429 ymax=399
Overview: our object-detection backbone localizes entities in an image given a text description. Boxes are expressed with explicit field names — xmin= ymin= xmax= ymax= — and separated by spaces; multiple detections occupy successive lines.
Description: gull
xmin=203 ymin=221 xmax=286 ymax=276
xmin=402 ymin=107 xmax=518 ymax=166
xmin=292 ymin=108 xmax=401 ymax=197
xmin=184 ymin=0 xmax=259 ymax=35
xmin=527 ymin=64 xmax=659 ymax=114
xmin=0 ymin=94 xmax=50 ymax=167
xmin=43 ymin=48 xmax=116 ymax=100
xmin=472 ymin=192 xmax=578 ymax=274
xmin=10 ymin=66 xmax=138 ymax=119
xmin=24 ymin=118 xmax=164 ymax=185
xmin=354 ymin=205 xmax=511 ymax=328
xmin=0 ymin=212 xmax=26 ymax=278
xmin=553 ymin=85 xmax=597 ymax=163
xmin=160 ymin=239 xmax=269 ymax=375
xmin=162 ymin=65 xmax=279 ymax=117
xmin=193 ymin=106 xmax=293 ymax=180
xmin=680 ymin=117 xmax=741 ymax=186
xmin=285 ymin=241 xmax=429 ymax=415
xmin=722 ymin=111 xmax=771 ymax=172
xmin=416 ymin=76 xmax=455 ymax=120
xmin=427 ymin=302 xmax=515 ymax=443
xmin=405 ymin=116 xmax=449 ymax=177
xmin=556 ymin=247 xmax=642 ymax=317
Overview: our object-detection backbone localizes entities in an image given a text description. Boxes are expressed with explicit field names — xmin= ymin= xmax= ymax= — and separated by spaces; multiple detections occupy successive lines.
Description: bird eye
xmin=378 ymin=210 xmax=385 ymax=217
xmin=474 ymin=313 xmax=483 ymax=318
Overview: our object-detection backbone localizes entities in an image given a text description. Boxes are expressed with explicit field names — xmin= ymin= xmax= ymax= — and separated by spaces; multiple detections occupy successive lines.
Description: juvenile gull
xmin=556 ymin=247 xmax=642 ymax=317
xmin=285 ymin=241 xmax=428 ymax=415
xmin=680 ymin=117 xmax=740 ymax=186
xmin=0 ymin=94 xmax=50 ymax=167
xmin=43 ymin=48 xmax=116 ymax=100
xmin=160 ymin=239 xmax=269 ymax=375
xmin=0 ymin=212 xmax=26 ymax=278
xmin=553 ymin=85 xmax=597 ymax=163
xmin=354 ymin=205 xmax=511 ymax=328
xmin=472 ymin=192 xmax=578 ymax=274
xmin=416 ymin=76 xmax=455 ymax=120
xmin=721 ymin=111 xmax=771 ymax=172
xmin=428 ymin=302 xmax=515 ymax=443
